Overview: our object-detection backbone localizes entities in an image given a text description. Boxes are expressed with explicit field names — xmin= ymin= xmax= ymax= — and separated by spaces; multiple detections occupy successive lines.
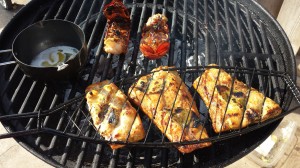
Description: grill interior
xmin=0 ymin=0 xmax=297 ymax=167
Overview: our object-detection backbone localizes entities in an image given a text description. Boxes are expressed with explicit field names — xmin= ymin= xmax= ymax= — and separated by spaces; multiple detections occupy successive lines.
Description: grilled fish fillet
xmin=85 ymin=80 xmax=145 ymax=149
xmin=128 ymin=66 xmax=211 ymax=153
xmin=193 ymin=64 xmax=282 ymax=133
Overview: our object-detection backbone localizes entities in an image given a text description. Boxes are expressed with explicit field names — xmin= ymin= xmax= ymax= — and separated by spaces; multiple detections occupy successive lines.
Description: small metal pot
xmin=0 ymin=19 xmax=87 ymax=81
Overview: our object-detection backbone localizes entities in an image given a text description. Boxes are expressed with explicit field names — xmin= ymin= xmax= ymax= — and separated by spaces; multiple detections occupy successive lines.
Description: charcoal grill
xmin=0 ymin=0 xmax=299 ymax=167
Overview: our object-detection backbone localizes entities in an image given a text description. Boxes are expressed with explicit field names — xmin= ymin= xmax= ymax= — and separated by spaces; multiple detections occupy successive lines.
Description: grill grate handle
xmin=284 ymin=75 xmax=300 ymax=104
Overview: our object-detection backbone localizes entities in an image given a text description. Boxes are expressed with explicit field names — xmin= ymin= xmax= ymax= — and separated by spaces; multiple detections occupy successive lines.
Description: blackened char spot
xmin=216 ymin=85 xmax=229 ymax=93
xmin=245 ymin=108 xmax=259 ymax=121
xmin=105 ymin=6 xmax=114 ymax=15
xmin=108 ymin=109 xmax=118 ymax=125
xmin=140 ymin=81 xmax=145 ymax=87
xmin=98 ymin=104 xmax=109 ymax=120
xmin=114 ymin=29 xmax=121 ymax=36
xmin=174 ymin=107 xmax=184 ymax=114
xmin=135 ymin=81 xmax=147 ymax=92
xmin=216 ymin=85 xmax=230 ymax=100
xmin=233 ymin=92 xmax=244 ymax=98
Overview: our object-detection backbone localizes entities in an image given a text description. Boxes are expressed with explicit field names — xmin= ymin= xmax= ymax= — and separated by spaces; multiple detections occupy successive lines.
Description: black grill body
xmin=0 ymin=0 xmax=296 ymax=167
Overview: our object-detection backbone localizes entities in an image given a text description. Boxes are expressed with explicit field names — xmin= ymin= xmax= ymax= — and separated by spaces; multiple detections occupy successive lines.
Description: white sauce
xmin=31 ymin=46 xmax=78 ymax=67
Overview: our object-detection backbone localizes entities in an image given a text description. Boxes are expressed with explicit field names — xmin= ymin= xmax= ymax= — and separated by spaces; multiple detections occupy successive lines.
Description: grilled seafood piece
xmin=193 ymin=64 xmax=282 ymax=133
xmin=128 ymin=66 xmax=211 ymax=153
xmin=86 ymin=80 xmax=145 ymax=149
xmin=140 ymin=14 xmax=170 ymax=59
xmin=103 ymin=0 xmax=131 ymax=55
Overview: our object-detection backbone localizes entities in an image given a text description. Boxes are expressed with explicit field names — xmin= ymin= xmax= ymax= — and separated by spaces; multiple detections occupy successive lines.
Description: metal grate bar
xmin=12 ymin=75 xmax=26 ymax=110
xmin=91 ymin=144 xmax=103 ymax=168
xmin=17 ymin=81 xmax=36 ymax=114
xmin=60 ymin=102 xmax=86 ymax=165
xmin=126 ymin=150 xmax=136 ymax=168
xmin=167 ymin=0 xmax=178 ymax=66
xmin=87 ymin=0 xmax=107 ymax=84
xmin=101 ymin=54 xmax=113 ymax=80
xmin=260 ymin=22 xmax=281 ymax=101
xmin=162 ymin=0 xmax=168 ymax=16
xmin=246 ymin=9 xmax=265 ymax=91
xmin=109 ymin=149 xmax=120 ymax=168
xmin=180 ymin=0 xmax=187 ymax=68
xmin=81 ymin=0 xmax=99 ymax=32
xmin=75 ymin=129 xmax=91 ymax=168
xmin=246 ymin=10 xmax=257 ymax=53
xmin=74 ymin=0 xmax=89 ymax=24
xmin=177 ymin=152 xmax=183 ymax=167
xmin=60 ymin=135 xmax=73 ymax=165
xmin=224 ymin=0 xmax=234 ymax=66
xmin=45 ymin=110 xmax=65 ymax=153
xmin=204 ymin=0 xmax=211 ymax=64
xmin=86 ymin=0 xmax=108 ymax=51
xmin=151 ymin=0 xmax=157 ymax=15
xmin=65 ymin=0 xmax=78 ymax=21
xmin=43 ymin=0 xmax=61 ymax=20
xmin=0 ymin=66 xmax=18 ymax=98
xmin=25 ymin=84 xmax=47 ymax=130
xmin=128 ymin=0 xmax=148 ymax=76
xmin=214 ymin=0 xmax=221 ymax=65
xmin=234 ymin=2 xmax=250 ymax=84
xmin=35 ymin=94 xmax=58 ymax=146
xmin=87 ymin=25 xmax=107 ymax=83
xmin=54 ymin=0 xmax=69 ymax=20
xmin=115 ymin=55 xmax=126 ymax=81
xmin=193 ymin=0 xmax=199 ymax=66
xmin=234 ymin=2 xmax=245 ymax=52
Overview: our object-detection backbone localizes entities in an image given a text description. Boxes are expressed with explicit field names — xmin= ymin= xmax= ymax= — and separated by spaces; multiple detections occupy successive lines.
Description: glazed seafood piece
xmin=193 ymin=64 xmax=282 ymax=133
xmin=128 ymin=66 xmax=211 ymax=153
xmin=103 ymin=0 xmax=131 ymax=55
xmin=85 ymin=80 xmax=145 ymax=149
xmin=140 ymin=14 xmax=170 ymax=59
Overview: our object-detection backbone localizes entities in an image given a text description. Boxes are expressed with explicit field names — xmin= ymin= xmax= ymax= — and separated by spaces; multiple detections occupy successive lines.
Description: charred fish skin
xmin=85 ymin=80 xmax=145 ymax=149
xmin=193 ymin=64 xmax=282 ymax=133
xmin=128 ymin=66 xmax=211 ymax=153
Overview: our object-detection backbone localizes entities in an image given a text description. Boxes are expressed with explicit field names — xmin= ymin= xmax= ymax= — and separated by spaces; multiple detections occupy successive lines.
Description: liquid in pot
xmin=31 ymin=46 xmax=78 ymax=67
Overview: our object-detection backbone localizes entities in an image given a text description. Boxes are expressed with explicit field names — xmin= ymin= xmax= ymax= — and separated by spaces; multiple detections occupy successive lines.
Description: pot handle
xmin=0 ymin=49 xmax=16 ymax=66
xmin=0 ymin=49 xmax=12 ymax=54
xmin=57 ymin=63 xmax=69 ymax=71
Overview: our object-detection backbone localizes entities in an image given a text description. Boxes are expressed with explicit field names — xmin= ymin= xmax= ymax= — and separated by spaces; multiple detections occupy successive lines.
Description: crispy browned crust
xmin=85 ymin=80 xmax=145 ymax=149
xmin=128 ymin=66 xmax=211 ymax=153
xmin=103 ymin=0 xmax=130 ymax=55
xmin=193 ymin=64 xmax=282 ymax=133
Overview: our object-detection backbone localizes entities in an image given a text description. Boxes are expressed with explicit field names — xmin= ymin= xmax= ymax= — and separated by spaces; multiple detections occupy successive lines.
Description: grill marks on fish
xmin=193 ymin=64 xmax=282 ymax=133
xmin=85 ymin=80 xmax=145 ymax=149
xmin=129 ymin=66 xmax=211 ymax=153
